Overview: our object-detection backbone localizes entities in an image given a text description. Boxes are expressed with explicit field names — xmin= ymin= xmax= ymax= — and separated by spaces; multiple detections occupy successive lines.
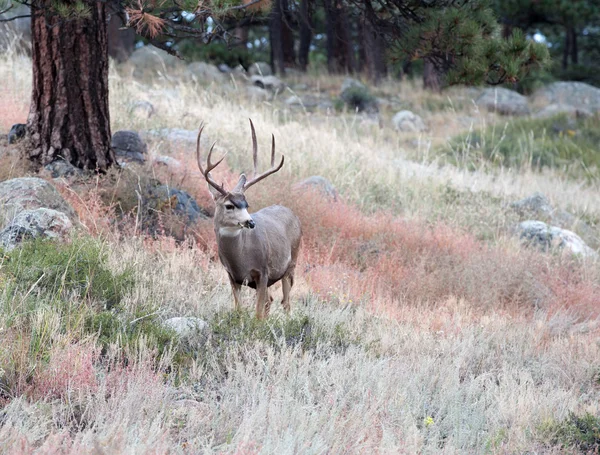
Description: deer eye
xmin=225 ymin=204 xmax=234 ymax=210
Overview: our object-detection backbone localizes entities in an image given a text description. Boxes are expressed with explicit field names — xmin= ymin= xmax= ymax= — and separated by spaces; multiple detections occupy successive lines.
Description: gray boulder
xmin=285 ymin=95 xmax=319 ymax=109
xmin=43 ymin=160 xmax=83 ymax=179
xmin=477 ymin=88 xmax=530 ymax=116
xmin=150 ymin=185 xmax=209 ymax=224
xmin=111 ymin=130 xmax=147 ymax=164
xmin=531 ymin=82 xmax=600 ymax=113
xmin=0 ymin=208 xmax=73 ymax=251
xmin=0 ymin=177 xmax=77 ymax=228
xmin=248 ymin=61 xmax=273 ymax=76
xmin=8 ymin=124 xmax=26 ymax=144
xmin=250 ymin=75 xmax=285 ymax=92
xmin=340 ymin=77 xmax=366 ymax=93
xmin=392 ymin=110 xmax=427 ymax=133
xmin=187 ymin=61 xmax=226 ymax=84
xmin=153 ymin=155 xmax=182 ymax=170
xmin=246 ymin=86 xmax=271 ymax=101
xmin=516 ymin=220 xmax=597 ymax=258
xmin=533 ymin=104 xmax=593 ymax=120
xmin=163 ymin=317 xmax=209 ymax=351
xmin=130 ymin=101 xmax=155 ymax=120
xmin=129 ymin=46 xmax=183 ymax=78
xmin=294 ymin=176 xmax=338 ymax=201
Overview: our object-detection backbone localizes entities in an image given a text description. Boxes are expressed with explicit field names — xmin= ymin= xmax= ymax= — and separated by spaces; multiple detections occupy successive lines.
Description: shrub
xmin=339 ymin=86 xmax=379 ymax=113
xmin=1 ymin=237 xmax=134 ymax=309
xmin=541 ymin=412 xmax=600 ymax=452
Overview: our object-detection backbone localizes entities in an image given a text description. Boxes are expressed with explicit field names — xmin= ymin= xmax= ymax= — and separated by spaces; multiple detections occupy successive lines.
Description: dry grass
xmin=0 ymin=47 xmax=599 ymax=453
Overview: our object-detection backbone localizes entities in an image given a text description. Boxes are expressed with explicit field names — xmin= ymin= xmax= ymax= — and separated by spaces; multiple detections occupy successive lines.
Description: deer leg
xmin=264 ymin=290 xmax=274 ymax=317
xmin=228 ymin=274 xmax=242 ymax=311
xmin=254 ymin=273 xmax=269 ymax=320
xmin=281 ymin=269 xmax=295 ymax=314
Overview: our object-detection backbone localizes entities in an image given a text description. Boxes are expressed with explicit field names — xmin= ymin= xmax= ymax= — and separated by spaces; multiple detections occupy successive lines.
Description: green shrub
xmin=541 ymin=412 xmax=600 ymax=452
xmin=339 ymin=86 xmax=378 ymax=113
xmin=1 ymin=238 xmax=134 ymax=309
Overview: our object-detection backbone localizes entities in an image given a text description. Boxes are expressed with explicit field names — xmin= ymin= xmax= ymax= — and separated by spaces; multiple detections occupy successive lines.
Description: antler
xmin=243 ymin=119 xmax=284 ymax=191
xmin=196 ymin=123 xmax=228 ymax=196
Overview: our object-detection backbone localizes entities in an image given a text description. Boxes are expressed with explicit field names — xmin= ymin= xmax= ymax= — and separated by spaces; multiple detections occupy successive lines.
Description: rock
xmin=533 ymin=104 xmax=593 ymax=120
xmin=531 ymin=82 xmax=600 ymax=113
xmin=248 ymin=61 xmax=273 ymax=76
xmin=129 ymin=46 xmax=183 ymax=78
xmin=111 ymin=130 xmax=147 ymax=164
xmin=294 ymin=176 xmax=338 ymax=201
xmin=246 ymin=86 xmax=271 ymax=101
xmin=153 ymin=155 xmax=182 ymax=169
xmin=0 ymin=177 xmax=77 ymax=229
xmin=218 ymin=63 xmax=232 ymax=73
xmin=43 ymin=160 xmax=83 ymax=179
xmin=8 ymin=124 xmax=26 ymax=144
xmin=186 ymin=61 xmax=226 ymax=83
xmin=392 ymin=110 xmax=427 ymax=133
xmin=285 ymin=95 xmax=319 ymax=108
xmin=516 ymin=220 xmax=597 ymax=258
xmin=130 ymin=101 xmax=155 ymax=120
xmin=476 ymin=88 xmax=530 ymax=116
xmin=0 ymin=208 xmax=73 ymax=251
xmin=150 ymin=186 xmax=209 ymax=224
xmin=163 ymin=317 xmax=209 ymax=351
xmin=511 ymin=192 xmax=553 ymax=218
xmin=340 ymin=77 xmax=366 ymax=93
xmin=250 ymin=75 xmax=285 ymax=92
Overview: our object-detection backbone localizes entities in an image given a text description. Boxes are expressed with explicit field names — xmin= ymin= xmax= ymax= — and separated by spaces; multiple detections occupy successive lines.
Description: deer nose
xmin=245 ymin=219 xmax=255 ymax=229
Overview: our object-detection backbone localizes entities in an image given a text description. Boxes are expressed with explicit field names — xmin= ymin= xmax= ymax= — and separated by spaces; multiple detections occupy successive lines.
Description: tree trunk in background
xmin=234 ymin=24 xmax=249 ymax=48
xmin=107 ymin=12 xmax=135 ymax=63
xmin=298 ymin=0 xmax=312 ymax=71
xmin=324 ymin=0 xmax=355 ymax=74
xmin=27 ymin=0 xmax=114 ymax=170
xmin=562 ymin=26 xmax=572 ymax=70
xmin=281 ymin=0 xmax=296 ymax=68
xmin=361 ymin=19 xmax=386 ymax=83
xmin=570 ymin=27 xmax=578 ymax=65
xmin=269 ymin=0 xmax=286 ymax=74
xmin=423 ymin=60 xmax=441 ymax=92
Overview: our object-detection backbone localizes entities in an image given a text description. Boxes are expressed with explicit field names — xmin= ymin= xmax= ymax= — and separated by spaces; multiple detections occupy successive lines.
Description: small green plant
xmin=340 ymin=86 xmax=378 ymax=113
xmin=1 ymin=238 xmax=134 ymax=309
xmin=541 ymin=412 xmax=600 ymax=452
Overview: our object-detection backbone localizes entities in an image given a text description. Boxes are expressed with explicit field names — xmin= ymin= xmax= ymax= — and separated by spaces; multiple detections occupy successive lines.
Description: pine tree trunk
xmin=570 ymin=27 xmax=578 ymax=65
xmin=324 ymin=0 xmax=355 ymax=74
xmin=361 ymin=19 xmax=386 ymax=84
xmin=27 ymin=0 xmax=114 ymax=171
xmin=423 ymin=60 xmax=441 ymax=92
xmin=562 ymin=26 xmax=571 ymax=70
xmin=281 ymin=0 xmax=296 ymax=68
xmin=270 ymin=0 xmax=286 ymax=74
xmin=298 ymin=0 xmax=312 ymax=71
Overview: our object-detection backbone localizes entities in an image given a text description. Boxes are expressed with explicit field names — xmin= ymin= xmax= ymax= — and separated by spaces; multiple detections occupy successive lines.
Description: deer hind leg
xmin=281 ymin=269 xmax=295 ymax=314
xmin=228 ymin=274 xmax=242 ymax=311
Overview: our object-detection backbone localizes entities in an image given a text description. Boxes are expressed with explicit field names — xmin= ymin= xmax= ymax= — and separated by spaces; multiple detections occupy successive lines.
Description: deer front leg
xmin=253 ymin=272 xmax=269 ymax=320
xmin=227 ymin=273 xmax=242 ymax=311
xmin=281 ymin=268 xmax=295 ymax=314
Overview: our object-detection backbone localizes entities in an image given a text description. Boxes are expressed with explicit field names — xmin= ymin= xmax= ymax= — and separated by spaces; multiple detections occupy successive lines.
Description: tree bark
xmin=324 ymin=0 xmax=355 ymax=74
xmin=562 ymin=26 xmax=571 ymax=70
xmin=360 ymin=18 xmax=386 ymax=84
xmin=27 ymin=0 xmax=114 ymax=171
xmin=423 ymin=59 xmax=441 ymax=92
xmin=269 ymin=0 xmax=286 ymax=74
xmin=298 ymin=0 xmax=312 ymax=71
xmin=570 ymin=27 xmax=578 ymax=65
xmin=281 ymin=0 xmax=296 ymax=68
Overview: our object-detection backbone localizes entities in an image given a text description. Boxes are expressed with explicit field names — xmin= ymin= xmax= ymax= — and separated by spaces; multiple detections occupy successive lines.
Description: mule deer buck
xmin=197 ymin=119 xmax=302 ymax=319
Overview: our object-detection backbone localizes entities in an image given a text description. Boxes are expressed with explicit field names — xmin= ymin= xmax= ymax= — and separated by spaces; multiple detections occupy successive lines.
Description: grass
xmin=0 ymin=46 xmax=599 ymax=453
xmin=442 ymin=114 xmax=600 ymax=179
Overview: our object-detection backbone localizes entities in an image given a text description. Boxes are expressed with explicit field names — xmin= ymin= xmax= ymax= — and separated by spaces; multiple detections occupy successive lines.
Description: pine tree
xmin=0 ymin=0 xmax=269 ymax=171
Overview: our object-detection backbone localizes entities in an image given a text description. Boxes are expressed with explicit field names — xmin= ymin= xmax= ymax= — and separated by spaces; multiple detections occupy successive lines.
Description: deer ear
xmin=207 ymin=182 xmax=223 ymax=200
xmin=233 ymin=174 xmax=247 ymax=193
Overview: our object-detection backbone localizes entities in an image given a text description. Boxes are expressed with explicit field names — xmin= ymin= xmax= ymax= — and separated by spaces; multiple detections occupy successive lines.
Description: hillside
xmin=1 ymin=48 xmax=600 ymax=453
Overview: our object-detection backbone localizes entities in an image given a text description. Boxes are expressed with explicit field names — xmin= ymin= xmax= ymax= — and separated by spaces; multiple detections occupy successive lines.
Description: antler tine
xmin=243 ymin=128 xmax=285 ymax=191
xmin=249 ymin=118 xmax=258 ymax=178
xmin=196 ymin=124 xmax=228 ymax=196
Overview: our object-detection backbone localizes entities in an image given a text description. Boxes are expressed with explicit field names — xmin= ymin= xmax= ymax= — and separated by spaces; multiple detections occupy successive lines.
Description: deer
xmin=196 ymin=119 xmax=302 ymax=320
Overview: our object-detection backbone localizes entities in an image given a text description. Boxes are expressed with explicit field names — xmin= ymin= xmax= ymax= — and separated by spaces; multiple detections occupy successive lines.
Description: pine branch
xmin=0 ymin=13 xmax=30 ymax=21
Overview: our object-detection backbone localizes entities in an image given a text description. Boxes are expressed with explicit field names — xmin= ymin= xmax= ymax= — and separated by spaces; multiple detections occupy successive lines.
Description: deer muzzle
xmin=244 ymin=219 xmax=255 ymax=229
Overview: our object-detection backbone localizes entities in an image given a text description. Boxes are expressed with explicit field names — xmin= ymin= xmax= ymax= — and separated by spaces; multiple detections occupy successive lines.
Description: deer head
xmin=196 ymin=119 xmax=284 ymax=234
